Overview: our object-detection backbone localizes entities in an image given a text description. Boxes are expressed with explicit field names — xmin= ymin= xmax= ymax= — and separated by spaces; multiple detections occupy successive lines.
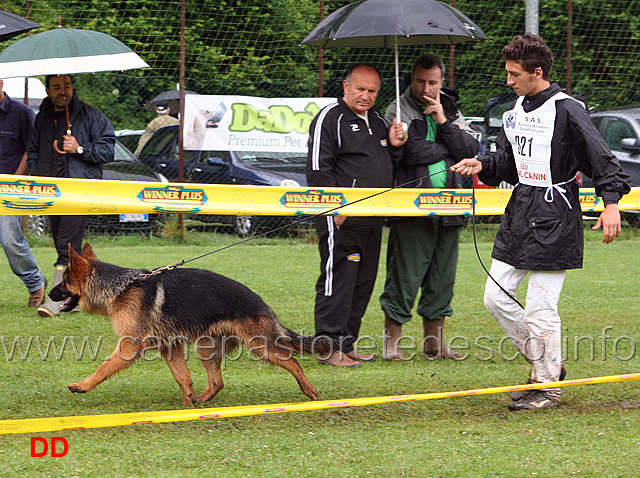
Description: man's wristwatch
xmin=76 ymin=145 xmax=84 ymax=155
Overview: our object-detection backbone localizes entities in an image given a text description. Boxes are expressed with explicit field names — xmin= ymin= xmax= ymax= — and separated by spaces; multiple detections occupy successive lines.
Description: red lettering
xmin=30 ymin=437 xmax=48 ymax=457
xmin=51 ymin=437 xmax=69 ymax=457
xmin=30 ymin=437 xmax=68 ymax=457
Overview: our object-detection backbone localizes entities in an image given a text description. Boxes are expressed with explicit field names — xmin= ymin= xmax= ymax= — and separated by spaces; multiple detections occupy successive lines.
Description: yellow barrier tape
xmin=1 ymin=174 xmax=639 ymax=217
xmin=1 ymin=372 xmax=639 ymax=435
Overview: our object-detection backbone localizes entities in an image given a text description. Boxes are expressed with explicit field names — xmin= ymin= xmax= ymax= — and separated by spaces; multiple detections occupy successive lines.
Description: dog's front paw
xmin=183 ymin=393 xmax=197 ymax=407
xmin=68 ymin=383 xmax=88 ymax=393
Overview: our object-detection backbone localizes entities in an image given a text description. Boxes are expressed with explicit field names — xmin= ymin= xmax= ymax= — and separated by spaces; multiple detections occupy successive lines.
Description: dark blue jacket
xmin=0 ymin=93 xmax=34 ymax=174
xmin=28 ymin=93 xmax=115 ymax=179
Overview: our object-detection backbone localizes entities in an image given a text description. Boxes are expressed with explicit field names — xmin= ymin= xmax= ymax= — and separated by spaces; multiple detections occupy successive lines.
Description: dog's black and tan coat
xmin=49 ymin=243 xmax=329 ymax=406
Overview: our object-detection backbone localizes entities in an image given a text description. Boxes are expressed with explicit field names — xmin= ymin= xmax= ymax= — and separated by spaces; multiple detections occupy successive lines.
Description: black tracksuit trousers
xmin=313 ymin=215 xmax=384 ymax=354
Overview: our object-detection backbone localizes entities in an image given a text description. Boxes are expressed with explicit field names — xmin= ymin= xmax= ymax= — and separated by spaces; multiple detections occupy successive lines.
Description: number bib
xmin=503 ymin=92 xmax=573 ymax=187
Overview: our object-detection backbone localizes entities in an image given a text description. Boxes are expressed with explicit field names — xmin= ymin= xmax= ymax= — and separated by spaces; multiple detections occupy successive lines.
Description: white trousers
xmin=484 ymin=260 xmax=565 ymax=398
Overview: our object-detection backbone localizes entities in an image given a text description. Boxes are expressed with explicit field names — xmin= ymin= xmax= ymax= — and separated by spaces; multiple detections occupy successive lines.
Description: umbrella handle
xmin=53 ymin=127 xmax=72 ymax=155
xmin=52 ymin=140 xmax=67 ymax=155
xmin=54 ymin=103 xmax=72 ymax=155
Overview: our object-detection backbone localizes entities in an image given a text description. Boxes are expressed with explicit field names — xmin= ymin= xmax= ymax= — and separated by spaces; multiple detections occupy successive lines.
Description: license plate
xmin=119 ymin=214 xmax=149 ymax=223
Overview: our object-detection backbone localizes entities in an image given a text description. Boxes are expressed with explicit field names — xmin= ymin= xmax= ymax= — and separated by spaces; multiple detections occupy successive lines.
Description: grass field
xmin=1 ymin=224 xmax=639 ymax=476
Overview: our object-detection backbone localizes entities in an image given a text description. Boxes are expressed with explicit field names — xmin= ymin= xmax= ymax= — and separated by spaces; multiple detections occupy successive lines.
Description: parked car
xmin=473 ymin=91 xmax=518 ymax=191
xmin=27 ymin=140 xmax=167 ymax=236
xmin=477 ymin=91 xmax=516 ymax=157
xmin=137 ymin=124 xmax=308 ymax=236
xmin=115 ymin=129 xmax=144 ymax=154
xmin=589 ymin=107 xmax=640 ymax=226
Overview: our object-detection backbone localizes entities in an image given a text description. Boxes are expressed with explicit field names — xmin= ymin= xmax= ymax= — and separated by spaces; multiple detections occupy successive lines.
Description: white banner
xmin=183 ymin=95 xmax=335 ymax=152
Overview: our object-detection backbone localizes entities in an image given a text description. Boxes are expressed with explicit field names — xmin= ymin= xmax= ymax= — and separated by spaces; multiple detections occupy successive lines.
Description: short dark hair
xmin=345 ymin=63 xmax=380 ymax=85
xmin=45 ymin=74 xmax=74 ymax=88
xmin=501 ymin=33 xmax=554 ymax=80
xmin=412 ymin=54 xmax=445 ymax=78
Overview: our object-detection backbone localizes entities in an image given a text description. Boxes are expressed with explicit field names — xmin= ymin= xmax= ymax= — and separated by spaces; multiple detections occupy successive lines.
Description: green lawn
xmin=1 ymin=225 xmax=639 ymax=476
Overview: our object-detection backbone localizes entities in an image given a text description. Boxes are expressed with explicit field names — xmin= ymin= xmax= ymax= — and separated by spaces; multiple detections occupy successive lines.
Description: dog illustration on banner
xmin=184 ymin=108 xmax=209 ymax=149
xmin=184 ymin=102 xmax=227 ymax=149
xmin=49 ymin=244 xmax=330 ymax=406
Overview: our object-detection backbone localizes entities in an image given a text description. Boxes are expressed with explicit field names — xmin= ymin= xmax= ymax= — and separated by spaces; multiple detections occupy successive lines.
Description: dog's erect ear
xmin=81 ymin=243 xmax=98 ymax=261
xmin=69 ymin=244 xmax=84 ymax=266
xmin=68 ymin=244 xmax=91 ymax=278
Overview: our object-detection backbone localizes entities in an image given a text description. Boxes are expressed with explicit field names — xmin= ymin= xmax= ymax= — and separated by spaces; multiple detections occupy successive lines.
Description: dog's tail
xmin=282 ymin=328 xmax=332 ymax=358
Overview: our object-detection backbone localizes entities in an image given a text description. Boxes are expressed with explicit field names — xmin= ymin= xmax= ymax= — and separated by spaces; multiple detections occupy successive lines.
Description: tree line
xmin=5 ymin=0 xmax=639 ymax=128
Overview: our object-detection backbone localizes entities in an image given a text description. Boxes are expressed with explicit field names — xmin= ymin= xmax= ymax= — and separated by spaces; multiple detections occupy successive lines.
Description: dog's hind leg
xmin=68 ymin=337 xmax=143 ymax=394
xmin=195 ymin=338 xmax=225 ymax=403
xmin=161 ymin=343 xmax=197 ymax=406
xmin=260 ymin=345 xmax=319 ymax=401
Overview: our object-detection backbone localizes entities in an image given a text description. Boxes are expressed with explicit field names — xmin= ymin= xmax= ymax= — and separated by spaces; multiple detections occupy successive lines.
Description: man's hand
xmin=388 ymin=117 xmax=408 ymax=147
xmin=450 ymin=158 xmax=482 ymax=177
xmin=14 ymin=153 xmax=29 ymax=175
xmin=422 ymin=95 xmax=447 ymax=124
xmin=62 ymin=135 xmax=82 ymax=154
xmin=333 ymin=216 xmax=346 ymax=227
xmin=592 ymin=203 xmax=622 ymax=243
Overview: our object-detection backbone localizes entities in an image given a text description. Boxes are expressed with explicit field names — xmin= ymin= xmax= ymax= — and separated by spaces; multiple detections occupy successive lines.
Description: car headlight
xmin=280 ymin=179 xmax=300 ymax=187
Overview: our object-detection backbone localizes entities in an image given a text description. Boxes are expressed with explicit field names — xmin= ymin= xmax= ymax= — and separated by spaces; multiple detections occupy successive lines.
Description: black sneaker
xmin=511 ymin=365 xmax=567 ymax=401
xmin=507 ymin=390 xmax=560 ymax=411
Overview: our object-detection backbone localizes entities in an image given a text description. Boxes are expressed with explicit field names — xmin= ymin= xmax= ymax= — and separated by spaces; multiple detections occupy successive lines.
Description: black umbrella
xmin=301 ymin=0 xmax=489 ymax=119
xmin=144 ymin=89 xmax=198 ymax=112
xmin=0 ymin=10 xmax=41 ymax=42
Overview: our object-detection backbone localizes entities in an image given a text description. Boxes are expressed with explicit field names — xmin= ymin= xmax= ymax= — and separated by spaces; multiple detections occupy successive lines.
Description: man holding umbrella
xmin=28 ymin=74 xmax=115 ymax=317
xmin=307 ymin=64 xmax=407 ymax=367
xmin=380 ymin=54 xmax=479 ymax=361
xmin=135 ymin=101 xmax=179 ymax=155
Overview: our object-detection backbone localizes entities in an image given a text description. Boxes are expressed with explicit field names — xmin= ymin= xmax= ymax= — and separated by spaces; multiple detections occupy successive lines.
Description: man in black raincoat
xmin=28 ymin=74 xmax=115 ymax=317
xmin=452 ymin=34 xmax=631 ymax=410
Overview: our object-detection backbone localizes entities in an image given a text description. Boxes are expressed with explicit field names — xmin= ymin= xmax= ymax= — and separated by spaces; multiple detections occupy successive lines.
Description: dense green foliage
xmin=3 ymin=1 xmax=640 ymax=126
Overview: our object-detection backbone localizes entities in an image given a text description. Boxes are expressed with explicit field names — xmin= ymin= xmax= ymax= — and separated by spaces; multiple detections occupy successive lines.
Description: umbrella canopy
xmin=144 ymin=89 xmax=198 ymax=112
xmin=0 ymin=27 xmax=148 ymax=78
xmin=302 ymin=0 xmax=489 ymax=120
xmin=0 ymin=10 xmax=41 ymax=42
xmin=302 ymin=0 xmax=488 ymax=48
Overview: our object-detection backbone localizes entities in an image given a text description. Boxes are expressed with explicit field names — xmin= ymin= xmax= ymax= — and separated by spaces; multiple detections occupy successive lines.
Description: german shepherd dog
xmin=49 ymin=243 xmax=330 ymax=406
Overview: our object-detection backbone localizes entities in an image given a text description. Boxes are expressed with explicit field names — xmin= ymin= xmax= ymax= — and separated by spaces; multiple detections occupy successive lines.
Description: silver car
xmin=590 ymin=107 xmax=640 ymax=226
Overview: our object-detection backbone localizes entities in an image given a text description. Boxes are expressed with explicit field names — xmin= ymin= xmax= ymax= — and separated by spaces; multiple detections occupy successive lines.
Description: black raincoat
xmin=479 ymin=83 xmax=631 ymax=270
xmin=28 ymin=93 xmax=115 ymax=179
xmin=385 ymin=87 xmax=479 ymax=227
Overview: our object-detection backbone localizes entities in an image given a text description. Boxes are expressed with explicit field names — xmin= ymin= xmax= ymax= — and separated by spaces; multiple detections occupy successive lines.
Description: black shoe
xmin=511 ymin=379 xmax=533 ymax=402
xmin=560 ymin=365 xmax=567 ymax=381
xmin=507 ymin=390 xmax=560 ymax=411
xmin=511 ymin=365 xmax=567 ymax=401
